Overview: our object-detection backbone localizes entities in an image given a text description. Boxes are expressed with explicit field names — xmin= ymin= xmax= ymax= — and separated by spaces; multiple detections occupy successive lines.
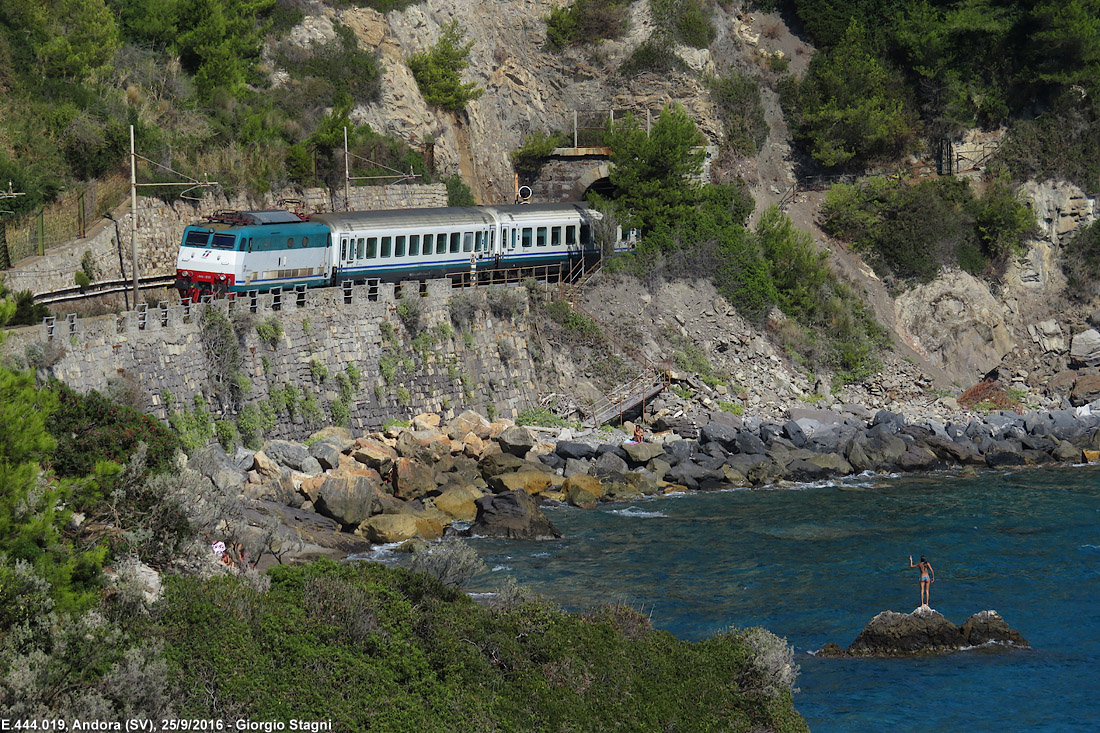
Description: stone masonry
xmin=1 ymin=183 xmax=448 ymax=297
xmin=19 ymin=278 xmax=538 ymax=441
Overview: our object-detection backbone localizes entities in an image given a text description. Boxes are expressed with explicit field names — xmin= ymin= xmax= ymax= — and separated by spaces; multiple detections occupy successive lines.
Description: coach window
xmin=551 ymin=226 xmax=562 ymax=246
xmin=366 ymin=237 xmax=377 ymax=258
xmin=396 ymin=235 xmax=406 ymax=257
xmin=450 ymin=232 xmax=461 ymax=254
xmin=536 ymin=227 xmax=547 ymax=247
xmin=437 ymin=233 xmax=448 ymax=255
xmin=521 ymin=228 xmax=533 ymax=247
xmin=474 ymin=231 xmax=484 ymax=252
xmin=422 ymin=234 xmax=434 ymax=255
xmin=410 ymin=234 xmax=420 ymax=256
xmin=354 ymin=238 xmax=363 ymax=260
xmin=511 ymin=229 xmax=518 ymax=249
xmin=463 ymin=232 xmax=473 ymax=252
xmin=565 ymin=225 xmax=577 ymax=246
xmin=381 ymin=236 xmax=392 ymax=258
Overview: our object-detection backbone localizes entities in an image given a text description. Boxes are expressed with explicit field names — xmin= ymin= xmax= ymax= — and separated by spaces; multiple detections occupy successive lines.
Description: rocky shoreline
xmin=183 ymin=402 xmax=1100 ymax=566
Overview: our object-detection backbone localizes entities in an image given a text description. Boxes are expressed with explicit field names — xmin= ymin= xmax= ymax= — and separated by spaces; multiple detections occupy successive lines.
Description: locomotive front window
xmin=551 ymin=226 xmax=562 ymax=246
xmin=381 ymin=237 xmax=392 ymax=258
xmin=211 ymin=233 xmax=237 ymax=249
xmin=184 ymin=230 xmax=211 ymax=247
xmin=463 ymin=232 xmax=473 ymax=252
xmin=566 ymin=226 xmax=576 ymax=245
xmin=536 ymin=227 xmax=547 ymax=247
xmin=521 ymin=228 xmax=532 ymax=247
xmin=450 ymin=232 xmax=460 ymax=253
xmin=396 ymin=236 xmax=406 ymax=257
xmin=410 ymin=235 xmax=420 ymax=255
xmin=356 ymin=238 xmax=365 ymax=259
xmin=366 ymin=237 xmax=377 ymax=258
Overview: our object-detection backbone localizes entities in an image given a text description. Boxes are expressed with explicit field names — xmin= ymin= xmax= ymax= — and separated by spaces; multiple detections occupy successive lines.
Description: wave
xmin=491 ymin=565 xmax=512 ymax=572
xmin=608 ymin=507 xmax=668 ymax=518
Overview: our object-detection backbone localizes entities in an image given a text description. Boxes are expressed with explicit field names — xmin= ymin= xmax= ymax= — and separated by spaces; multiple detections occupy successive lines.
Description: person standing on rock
xmin=909 ymin=555 xmax=934 ymax=607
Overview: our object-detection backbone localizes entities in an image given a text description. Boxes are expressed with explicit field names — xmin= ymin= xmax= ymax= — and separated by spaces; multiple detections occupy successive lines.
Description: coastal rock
xmin=1070 ymin=329 xmax=1100 ymax=367
xmin=497 ymin=426 xmax=536 ymax=457
xmin=309 ymin=441 xmax=343 ymax=471
xmin=432 ymin=486 xmax=482 ymax=521
xmin=356 ymin=513 xmax=419 ymax=544
xmin=823 ymin=607 xmax=1029 ymax=657
xmin=393 ymin=457 xmax=438 ymax=500
xmin=447 ymin=409 xmax=492 ymax=440
xmin=623 ymin=441 xmax=665 ymax=464
xmin=487 ymin=470 xmax=558 ymax=495
xmin=467 ymin=489 xmax=562 ymax=540
xmin=262 ymin=440 xmax=311 ymax=471
xmin=314 ymin=473 xmax=387 ymax=529
xmin=959 ymin=610 xmax=1029 ymax=647
xmin=352 ymin=439 xmax=398 ymax=475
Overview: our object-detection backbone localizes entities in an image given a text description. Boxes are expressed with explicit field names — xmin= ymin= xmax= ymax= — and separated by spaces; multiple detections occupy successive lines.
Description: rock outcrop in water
xmin=818 ymin=608 xmax=1028 ymax=657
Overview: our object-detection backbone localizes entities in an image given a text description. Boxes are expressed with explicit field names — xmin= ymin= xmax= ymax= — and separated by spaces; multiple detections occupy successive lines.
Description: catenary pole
xmin=130 ymin=125 xmax=139 ymax=305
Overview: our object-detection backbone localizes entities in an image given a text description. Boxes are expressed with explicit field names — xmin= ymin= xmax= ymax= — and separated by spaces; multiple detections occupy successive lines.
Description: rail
xmin=35 ymin=274 xmax=177 ymax=305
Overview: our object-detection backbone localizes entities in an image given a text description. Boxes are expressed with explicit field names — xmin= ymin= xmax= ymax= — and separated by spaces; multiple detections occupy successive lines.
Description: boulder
xmin=622 ymin=441 xmax=665 ymax=464
xmin=251 ymin=450 xmax=283 ymax=480
xmin=467 ymin=490 xmax=562 ymax=540
xmin=832 ymin=608 xmax=1029 ymax=656
xmin=497 ymin=426 xmax=536 ymax=457
xmin=314 ymin=473 xmax=386 ymax=529
xmin=556 ymin=441 xmax=596 ymax=460
xmin=592 ymin=451 xmax=629 ymax=476
xmin=447 ymin=409 xmax=492 ymax=440
xmin=1070 ymin=329 xmax=1100 ymax=367
xmin=562 ymin=474 xmax=604 ymax=500
xmin=487 ymin=470 xmax=559 ymax=495
xmin=352 ymin=439 xmax=398 ymax=475
xmin=848 ymin=609 xmax=964 ymax=655
xmin=1071 ymin=374 xmax=1100 ymax=406
xmin=188 ymin=444 xmax=248 ymax=492
xmin=700 ymin=422 xmax=739 ymax=451
xmin=356 ymin=514 xmax=419 ymax=544
xmin=479 ymin=452 xmax=547 ymax=480
xmin=566 ymin=485 xmax=598 ymax=509
xmin=309 ymin=441 xmax=343 ymax=471
xmin=393 ymin=457 xmax=439 ymax=501
xmin=432 ymin=486 xmax=482 ymax=522
xmin=262 ymin=440 xmax=311 ymax=471
xmin=563 ymin=457 xmax=591 ymax=477
xmin=736 ymin=431 xmax=766 ymax=455
xmin=959 ymin=610 xmax=1029 ymax=647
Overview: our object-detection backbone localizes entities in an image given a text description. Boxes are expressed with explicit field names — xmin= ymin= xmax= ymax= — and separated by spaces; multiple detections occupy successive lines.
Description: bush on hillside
xmin=544 ymin=0 xmax=631 ymax=49
xmin=46 ymin=380 xmax=179 ymax=478
xmin=1062 ymin=220 xmax=1100 ymax=301
xmin=407 ymin=21 xmax=483 ymax=111
xmin=155 ymin=560 xmax=808 ymax=730
xmin=709 ymin=71 xmax=769 ymax=157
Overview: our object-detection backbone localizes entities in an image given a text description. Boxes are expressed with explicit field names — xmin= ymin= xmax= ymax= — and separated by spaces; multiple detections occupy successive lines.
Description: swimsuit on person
xmin=921 ymin=575 xmax=930 ymax=582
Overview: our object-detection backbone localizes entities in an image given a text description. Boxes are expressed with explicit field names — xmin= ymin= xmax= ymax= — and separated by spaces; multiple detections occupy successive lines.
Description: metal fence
xmin=0 ymin=167 xmax=129 ymax=268
xmin=571 ymin=109 xmax=659 ymax=147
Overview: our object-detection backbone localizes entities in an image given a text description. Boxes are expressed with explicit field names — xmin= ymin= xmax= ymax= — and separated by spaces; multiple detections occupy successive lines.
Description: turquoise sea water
xmin=465 ymin=466 xmax=1100 ymax=732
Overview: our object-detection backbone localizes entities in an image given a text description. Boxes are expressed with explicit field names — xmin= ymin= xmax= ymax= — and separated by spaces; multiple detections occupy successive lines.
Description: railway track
xmin=34 ymin=274 xmax=177 ymax=305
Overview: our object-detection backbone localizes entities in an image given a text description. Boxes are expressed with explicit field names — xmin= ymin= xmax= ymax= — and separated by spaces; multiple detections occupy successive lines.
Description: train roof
xmin=312 ymin=202 xmax=590 ymax=231
xmin=312 ymin=206 xmax=495 ymax=231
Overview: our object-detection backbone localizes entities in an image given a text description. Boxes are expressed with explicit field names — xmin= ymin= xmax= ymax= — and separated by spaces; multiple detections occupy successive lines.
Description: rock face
xmin=895 ymin=271 xmax=1015 ymax=385
xmin=467 ymin=489 xmax=562 ymax=540
xmin=821 ymin=608 xmax=1029 ymax=657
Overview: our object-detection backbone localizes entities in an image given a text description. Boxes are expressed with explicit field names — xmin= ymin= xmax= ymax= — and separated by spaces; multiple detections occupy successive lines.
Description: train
xmin=173 ymin=202 xmax=634 ymax=301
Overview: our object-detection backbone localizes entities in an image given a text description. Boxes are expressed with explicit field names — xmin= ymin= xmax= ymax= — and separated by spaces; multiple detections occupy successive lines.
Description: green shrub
xmin=407 ymin=21 xmax=483 ymax=111
xmin=547 ymin=299 xmax=603 ymax=340
xmin=47 ymin=381 xmax=179 ymax=477
xmin=445 ymin=175 xmax=476 ymax=206
xmin=329 ymin=397 xmax=350 ymax=427
xmin=309 ymin=358 xmax=329 ymax=383
xmin=396 ymin=386 xmax=410 ymax=405
xmin=709 ymin=72 xmax=769 ymax=156
xmin=74 ymin=270 xmax=91 ymax=290
xmin=619 ymin=38 xmax=689 ymax=76
xmin=719 ymin=400 xmax=745 ymax=415
xmin=154 ymin=560 xmax=806 ymax=729
xmin=1063 ymin=220 xmax=1100 ymax=300
xmin=510 ymin=131 xmax=566 ymax=175
xmin=255 ymin=316 xmax=283 ymax=348
xmin=516 ymin=406 xmax=570 ymax=427
xmin=410 ymin=537 xmax=486 ymax=588
xmin=215 ymin=419 xmax=240 ymax=450
xmin=544 ymin=0 xmax=630 ymax=49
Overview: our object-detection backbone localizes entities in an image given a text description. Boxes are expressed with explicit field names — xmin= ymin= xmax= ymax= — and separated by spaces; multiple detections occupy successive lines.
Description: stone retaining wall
xmin=1 ymin=183 xmax=448 ymax=297
xmin=22 ymin=278 xmax=537 ymax=440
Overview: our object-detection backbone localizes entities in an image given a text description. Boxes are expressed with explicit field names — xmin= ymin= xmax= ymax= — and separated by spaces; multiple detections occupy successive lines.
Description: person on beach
xmin=633 ymin=424 xmax=645 ymax=443
xmin=909 ymin=555 xmax=934 ymax=606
